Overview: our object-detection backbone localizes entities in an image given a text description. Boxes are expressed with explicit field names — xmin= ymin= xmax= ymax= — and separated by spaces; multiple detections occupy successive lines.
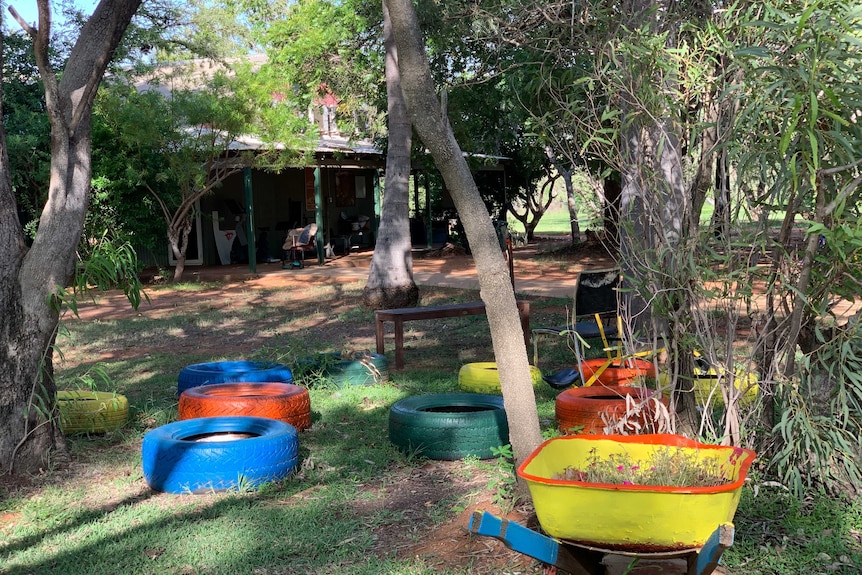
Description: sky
xmin=5 ymin=0 xmax=100 ymax=29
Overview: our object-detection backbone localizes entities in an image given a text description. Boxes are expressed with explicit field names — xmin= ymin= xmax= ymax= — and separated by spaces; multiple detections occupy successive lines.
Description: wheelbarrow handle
xmin=467 ymin=511 xmax=602 ymax=575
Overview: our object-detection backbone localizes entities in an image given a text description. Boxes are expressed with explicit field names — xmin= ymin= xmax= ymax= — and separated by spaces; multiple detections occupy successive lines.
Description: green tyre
xmin=296 ymin=352 xmax=388 ymax=387
xmin=388 ymin=393 xmax=509 ymax=460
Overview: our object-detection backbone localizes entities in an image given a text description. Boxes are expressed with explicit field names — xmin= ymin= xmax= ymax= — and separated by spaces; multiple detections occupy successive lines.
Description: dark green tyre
xmin=388 ymin=393 xmax=509 ymax=460
xmin=295 ymin=352 xmax=388 ymax=387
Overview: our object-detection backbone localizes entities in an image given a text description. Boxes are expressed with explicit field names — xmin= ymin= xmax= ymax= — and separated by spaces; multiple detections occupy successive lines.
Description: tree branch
xmin=7 ymin=5 xmax=37 ymax=37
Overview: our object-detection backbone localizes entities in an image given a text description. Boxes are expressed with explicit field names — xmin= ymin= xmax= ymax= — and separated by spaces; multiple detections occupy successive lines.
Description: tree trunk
xmin=619 ymin=115 xmax=694 ymax=433
xmin=384 ymin=0 xmax=542 ymax=475
xmin=0 ymin=0 xmax=141 ymax=474
xmin=168 ymin=217 xmax=193 ymax=282
xmin=362 ymin=1 xmax=418 ymax=310
xmin=603 ymin=176 xmax=621 ymax=243
xmin=544 ymin=149 xmax=581 ymax=244
xmin=563 ymin=173 xmax=581 ymax=243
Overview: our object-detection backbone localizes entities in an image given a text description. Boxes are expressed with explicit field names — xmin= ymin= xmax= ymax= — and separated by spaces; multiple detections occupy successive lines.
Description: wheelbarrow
xmin=469 ymin=434 xmax=753 ymax=574
xmin=467 ymin=511 xmax=733 ymax=575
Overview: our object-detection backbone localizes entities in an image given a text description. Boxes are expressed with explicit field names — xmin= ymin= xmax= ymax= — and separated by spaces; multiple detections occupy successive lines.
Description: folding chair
xmin=282 ymin=223 xmax=318 ymax=269
xmin=532 ymin=268 xmax=621 ymax=387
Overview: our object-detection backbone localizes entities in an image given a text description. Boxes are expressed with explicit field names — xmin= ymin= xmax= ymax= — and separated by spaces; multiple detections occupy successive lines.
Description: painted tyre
xmin=57 ymin=391 xmax=129 ymax=434
xmin=177 ymin=360 xmax=293 ymax=395
xmin=555 ymin=385 xmax=666 ymax=435
xmin=579 ymin=358 xmax=657 ymax=386
xmin=296 ymin=352 xmax=388 ymax=387
xmin=388 ymin=393 xmax=509 ymax=460
xmin=692 ymin=368 xmax=759 ymax=407
xmin=458 ymin=362 xmax=543 ymax=394
xmin=178 ymin=382 xmax=312 ymax=431
xmin=142 ymin=416 xmax=299 ymax=494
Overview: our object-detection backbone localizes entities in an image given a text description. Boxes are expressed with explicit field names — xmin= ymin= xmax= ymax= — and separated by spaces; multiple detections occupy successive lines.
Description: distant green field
xmin=508 ymin=202 xmax=600 ymax=236
xmin=508 ymin=196 xmax=721 ymax=236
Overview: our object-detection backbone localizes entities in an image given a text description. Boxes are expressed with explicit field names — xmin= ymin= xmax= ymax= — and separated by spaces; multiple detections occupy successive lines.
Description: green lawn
xmin=1 ymin=280 xmax=860 ymax=575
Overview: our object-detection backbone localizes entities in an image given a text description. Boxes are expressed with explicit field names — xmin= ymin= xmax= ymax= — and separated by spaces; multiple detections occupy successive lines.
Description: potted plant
xmin=517 ymin=433 xmax=755 ymax=550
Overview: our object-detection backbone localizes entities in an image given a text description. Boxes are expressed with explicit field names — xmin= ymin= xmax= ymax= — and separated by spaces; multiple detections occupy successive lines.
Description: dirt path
xmin=73 ymin=239 xmax=613 ymax=322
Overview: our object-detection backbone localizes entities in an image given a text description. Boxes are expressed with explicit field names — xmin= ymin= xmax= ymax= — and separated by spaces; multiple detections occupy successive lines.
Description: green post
xmin=314 ymin=167 xmax=324 ymax=264
xmin=425 ymin=171 xmax=432 ymax=247
xmin=373 ymin=171 xmax=381 ymax=241
xmin=244 ymin=167 xmax=256 ymax=273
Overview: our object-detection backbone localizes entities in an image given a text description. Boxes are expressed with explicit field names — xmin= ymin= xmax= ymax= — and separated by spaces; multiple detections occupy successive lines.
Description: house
xmin=133 ymin=56 xmax=510 ymax=269
xmin=182 ymin=132 xmax=385 ymax=268
xmin=134 ymin=57 xmax=385 ymax=267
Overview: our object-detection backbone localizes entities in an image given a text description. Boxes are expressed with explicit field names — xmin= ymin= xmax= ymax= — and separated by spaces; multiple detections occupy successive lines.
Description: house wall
xmin=198 ymin=166 xmax=379 ymax=265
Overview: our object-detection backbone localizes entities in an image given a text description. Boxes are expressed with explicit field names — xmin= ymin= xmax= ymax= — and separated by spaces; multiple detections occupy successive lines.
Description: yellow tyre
xmin=57 ymin=391 xmax=129 ymax=434
xmin=692 ymin=368 xmax=759 ymax=407
xmin=458 ymin=362 xmax=543 ymax=394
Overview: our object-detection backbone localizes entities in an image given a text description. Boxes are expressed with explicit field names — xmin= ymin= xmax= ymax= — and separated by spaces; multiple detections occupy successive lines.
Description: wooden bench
xmin=375 ymin=301 xmax=531 ymax=370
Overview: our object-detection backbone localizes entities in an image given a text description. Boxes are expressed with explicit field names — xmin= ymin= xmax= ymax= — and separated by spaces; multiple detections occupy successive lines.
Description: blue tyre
xmin=142 ymin=416 xmax=299 ymax=493
xmin=177 ymin=360 xmax=294 ymax=395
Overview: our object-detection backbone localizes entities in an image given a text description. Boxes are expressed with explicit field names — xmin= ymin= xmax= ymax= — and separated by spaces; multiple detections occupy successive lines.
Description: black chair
xmin=533 ymin=268 xmax=621 ymax=387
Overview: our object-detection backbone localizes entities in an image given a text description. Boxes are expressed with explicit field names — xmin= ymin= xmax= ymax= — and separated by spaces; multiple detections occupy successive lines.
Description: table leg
xmin=394 ymin=318 xmax=404 ymax=370
xmin=519 ymin=302 xmax=531 ymax=347
xmin=375 ymin=316 xmax=385 ymax=355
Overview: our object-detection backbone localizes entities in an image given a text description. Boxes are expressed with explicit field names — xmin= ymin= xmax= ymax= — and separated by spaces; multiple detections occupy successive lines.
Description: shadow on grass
xmin=0 ymin=490 xmax=156 ymax=558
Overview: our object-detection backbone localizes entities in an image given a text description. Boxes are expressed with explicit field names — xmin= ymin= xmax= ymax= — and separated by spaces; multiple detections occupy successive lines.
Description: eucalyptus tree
xmin=473 ymin=0 xmax=862 ymax=493
xmin=469 ymin=0 xmax=741 ymax=433
xmin=725 ymin=0 xmax=862 ymax=493
xmin=241 ymin=0 xmax=419 ymax=308
xmin=384 ymin=0 xmax=543 ymax=473
xmin=0 ymin=0 xmax=142 ymax=474
xmin=362 ymin=0 xmax=418 ymax=308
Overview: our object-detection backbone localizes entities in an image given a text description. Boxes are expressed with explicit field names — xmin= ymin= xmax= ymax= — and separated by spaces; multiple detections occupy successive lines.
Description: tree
xmin=0 ymin=0 xmax=142 ymax=473
xmin=362 ymin=1 xmax=418 ymax=309
xmin=725 ymin=0 xmax=862 ymax=492
xmin=97 ymin=62 xmax=311 ymax=281
xmin=384 ymin=0 xmax=543 ymax=474
xmin=2 ymin=31 xmax=50 ymax=234
xmin=505 ymin=141 xmax=558 ymax=242
xmin=244 ymin=0 xmax=418 ymax=308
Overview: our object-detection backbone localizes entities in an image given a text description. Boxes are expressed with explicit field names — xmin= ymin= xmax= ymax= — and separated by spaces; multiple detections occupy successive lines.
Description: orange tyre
xmin=178 ymin=382 xmax=311 ymax=431
xmin=580 ymin=358 xmax=657 ymax=386
xmin=555 ymin=385 xmax=665 ymax=435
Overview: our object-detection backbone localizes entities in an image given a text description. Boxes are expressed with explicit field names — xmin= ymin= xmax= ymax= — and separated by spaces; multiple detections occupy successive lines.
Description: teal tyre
xmin=142 ymin=416 xmax=299 ymax=494
xmin=388 ymin=393 xmax=509 ymax=460
xmin=177 ymin=360 xmax=294 ymax=395
xmin=458 ymin=362 xmax=543 ymax=394
xmin=296 ymin=352 xmax=388 ymax=387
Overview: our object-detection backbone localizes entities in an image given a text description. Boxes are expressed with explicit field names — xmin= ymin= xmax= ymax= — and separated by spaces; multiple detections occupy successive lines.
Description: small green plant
xmin=542 ymin=426 xmax=565 ymax=440
xmin=235 ymin=474 xmax=266 ymax=493
xmin=555 ymin=446 xmax=743 ymax=487
xmin=488 ymin=444 xmax=517 ymax=512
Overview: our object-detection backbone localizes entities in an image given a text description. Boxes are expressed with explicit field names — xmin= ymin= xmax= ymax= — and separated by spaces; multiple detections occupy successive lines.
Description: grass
xmin=1 ymin=279 xmax=861 ymax=574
